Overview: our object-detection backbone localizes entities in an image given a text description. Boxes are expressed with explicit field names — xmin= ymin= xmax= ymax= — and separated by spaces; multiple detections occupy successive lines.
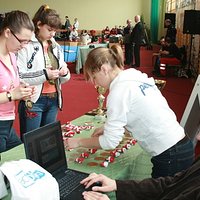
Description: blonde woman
xmin=66 ymin=45 xmax=194 ymax=178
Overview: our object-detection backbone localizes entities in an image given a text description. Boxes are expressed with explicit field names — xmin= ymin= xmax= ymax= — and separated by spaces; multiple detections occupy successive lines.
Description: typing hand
xmin=81 ymin=173 xmax=117 ymax=193
xmin=82 ymin=191 xmax=110 ymax=200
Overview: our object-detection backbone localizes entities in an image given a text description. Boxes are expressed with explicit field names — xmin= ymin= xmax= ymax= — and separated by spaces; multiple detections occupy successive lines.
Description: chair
xmin=159 ymin=57 xmax=181 ymax=76
xmin=159 ymin=45 xmax=188 ymax=78
xmin=64 ymin=41 xmax=79 ymax=63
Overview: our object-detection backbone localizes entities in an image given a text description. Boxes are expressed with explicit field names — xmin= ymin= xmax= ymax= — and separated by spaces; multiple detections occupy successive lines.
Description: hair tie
xmin=44 ymin=5 xmax=50 ymax=11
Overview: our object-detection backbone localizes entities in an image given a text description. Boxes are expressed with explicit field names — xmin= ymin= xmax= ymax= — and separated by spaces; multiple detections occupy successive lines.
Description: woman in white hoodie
xmin=66 ymin=44 xmax=194 ymax=179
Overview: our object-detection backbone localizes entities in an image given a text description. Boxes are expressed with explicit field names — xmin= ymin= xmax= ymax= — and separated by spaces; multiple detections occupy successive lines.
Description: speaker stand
xmin=187 ymin=34 xmax=195 ymax=77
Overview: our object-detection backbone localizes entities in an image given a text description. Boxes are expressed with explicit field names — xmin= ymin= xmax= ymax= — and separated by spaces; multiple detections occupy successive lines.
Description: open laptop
xmin=23 ymin=121 xmax=90 ymax=200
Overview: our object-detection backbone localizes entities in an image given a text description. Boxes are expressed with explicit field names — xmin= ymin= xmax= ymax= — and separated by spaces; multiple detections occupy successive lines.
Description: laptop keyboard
xmin=58 ymin=170 xmax=87 ymax=199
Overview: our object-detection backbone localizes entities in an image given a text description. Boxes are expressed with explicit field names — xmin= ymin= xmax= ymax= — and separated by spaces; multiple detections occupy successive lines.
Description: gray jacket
xmin=17 ymin=34 xmax=70 ymax=109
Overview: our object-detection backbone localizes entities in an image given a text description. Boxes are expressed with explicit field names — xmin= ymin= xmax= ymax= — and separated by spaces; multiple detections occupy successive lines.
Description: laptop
xmin=23 ymin=121 xmax=90 ymax=200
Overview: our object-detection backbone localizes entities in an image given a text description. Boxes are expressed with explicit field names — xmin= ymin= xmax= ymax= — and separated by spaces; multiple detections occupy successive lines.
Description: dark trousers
xmin=133 ymin=44 xmax=141 ymax=67
xmin=151 ymin=138 xmax=194 ymax=178
xmin=0 ymin=120 xmax=22 ymax=152
xmin=18 ymin=95 xmax=58 ymax=141
xmin=154 ymin=56 xmax=161 ymax=73
xmin=124 ymin=43 xmax=133 ymax=65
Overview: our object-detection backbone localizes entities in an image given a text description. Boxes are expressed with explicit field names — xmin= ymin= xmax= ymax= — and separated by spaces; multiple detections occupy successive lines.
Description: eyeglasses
xmin=10 ymin=30 xmax=30 ymax=45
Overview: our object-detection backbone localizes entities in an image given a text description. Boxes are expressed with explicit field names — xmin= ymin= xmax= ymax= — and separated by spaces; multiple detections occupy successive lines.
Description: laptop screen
xmin=23 ymin=121 xmax=67 ymax=174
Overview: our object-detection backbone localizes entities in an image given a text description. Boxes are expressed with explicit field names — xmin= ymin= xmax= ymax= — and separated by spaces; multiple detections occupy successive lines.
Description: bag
xmin=0 ymin=159 xmax=59 ymax=200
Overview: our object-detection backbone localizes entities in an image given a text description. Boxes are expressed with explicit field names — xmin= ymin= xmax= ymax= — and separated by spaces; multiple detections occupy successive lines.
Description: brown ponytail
xmin=32 ymin=5 xmax=61 ymax=34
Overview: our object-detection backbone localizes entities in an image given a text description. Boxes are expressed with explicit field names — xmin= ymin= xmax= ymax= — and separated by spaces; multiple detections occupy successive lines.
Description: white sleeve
xmin=17 ymin=45 xmax=47 ymax=85
xmin=99 ymin=84 xmax=132 ymax=149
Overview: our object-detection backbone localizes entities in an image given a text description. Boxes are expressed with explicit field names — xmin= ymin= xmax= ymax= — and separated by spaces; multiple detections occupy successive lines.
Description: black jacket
xmin=167 ymin=43 xmax=182 ymax=60
xmin=166 ymin=24 xmax=177 ymax=43
xmin=130 ymin=22 xmax=144 ymax=45
xmin=116 ymin=157 xmax=200 ymax=200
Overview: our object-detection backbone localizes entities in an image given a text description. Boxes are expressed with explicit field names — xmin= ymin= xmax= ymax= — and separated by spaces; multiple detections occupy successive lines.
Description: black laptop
xmin=23 ymin=121 xmax=89 ymax=200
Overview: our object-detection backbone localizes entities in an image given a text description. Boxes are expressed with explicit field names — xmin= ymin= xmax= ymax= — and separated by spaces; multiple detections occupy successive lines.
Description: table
xmin=57 ymin=40 xmax=81 ymax=62
xmin=76 ymin=43 xmax=108 ymax=74
xmin=0 ymin=115 xmax=152 ymax=200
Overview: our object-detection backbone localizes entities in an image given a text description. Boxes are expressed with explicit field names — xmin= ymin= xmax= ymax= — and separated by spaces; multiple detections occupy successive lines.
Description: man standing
xmin=130 ymin=15 xmax=144 ymax=68
xmin=164 ymin=19 xmax=177 ymax=43
xmin=64 ymin=16 xmax=71 ymax=40
xmin=123 ymin=19 xmax=133 ymax=65
xmin=65 ymin=16 xmax=71 ymax=30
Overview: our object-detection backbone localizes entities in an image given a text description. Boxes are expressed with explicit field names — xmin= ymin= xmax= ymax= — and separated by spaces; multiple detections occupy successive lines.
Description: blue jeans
xmin=0 ymin=120 xmax=22 ymax=153
xmin=151 ymin=138 xmax=194 ymax=178
xmin=18 ymin=95 xmax=58 ymax=140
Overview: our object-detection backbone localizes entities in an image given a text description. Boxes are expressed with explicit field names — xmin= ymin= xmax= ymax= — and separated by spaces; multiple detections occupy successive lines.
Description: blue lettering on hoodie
xmin=138 ymin=83 xmax=153 ymax=96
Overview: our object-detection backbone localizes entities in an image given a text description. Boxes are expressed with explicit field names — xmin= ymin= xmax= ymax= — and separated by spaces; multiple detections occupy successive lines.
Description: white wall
xmin=0 ymin=0 xmax=151 ymax=30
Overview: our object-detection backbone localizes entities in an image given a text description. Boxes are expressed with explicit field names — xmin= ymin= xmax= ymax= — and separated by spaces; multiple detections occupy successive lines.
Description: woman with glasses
xmin=17 ymin=5 xmax=70 ymax=140
xmin=0 ymin=11 xmax=35 ymax=152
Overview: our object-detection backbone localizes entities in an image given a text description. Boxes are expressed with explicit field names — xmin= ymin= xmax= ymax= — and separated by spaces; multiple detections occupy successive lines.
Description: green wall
xmin=0 ymin=0 xmax=151 ymax=30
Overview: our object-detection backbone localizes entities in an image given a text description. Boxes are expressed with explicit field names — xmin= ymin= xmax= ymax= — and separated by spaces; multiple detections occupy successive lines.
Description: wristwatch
xmin=6 ymin=91 xmax=12 ymax=102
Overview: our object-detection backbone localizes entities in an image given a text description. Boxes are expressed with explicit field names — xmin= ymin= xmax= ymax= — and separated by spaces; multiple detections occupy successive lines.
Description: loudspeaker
xmin=165 ymin=13 xmax=176 ymax=27
xmin=183 ymin=10 xmax=200 ymax=34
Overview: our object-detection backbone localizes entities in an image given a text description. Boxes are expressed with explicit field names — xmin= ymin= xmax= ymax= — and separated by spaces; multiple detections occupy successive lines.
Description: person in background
xmin=90 ymin=30 xmax=97 ymax=43
xmin=0 ymin=10 xmax=35 ymax=152
xmin=65 ymin=45 xmax=194 ymax=178
xmin=80 ymin=30 xmax=91 ymax=45
xmin=161 ymin=37 xmax=181 ymax=59
xmin=81 ymin=154 xmax=200 ymax=200
xmin=123 ymin=19 xmax=132 ymax=65
xmin=64 ymin=15 xmax=71 ymax=30
xmin=164 ymin=19 xmax=177 ymax=43
xmin=69 ymin=26 xmax=79 ymax=41
xmin=153 ymin=37 xmax=181 ymax=77
xmin=152 ymin=36 xmax=168 ymax=76
xmin=17 ymin=5 xmax=70 ymax=141
xmin=130 ymin=15 xmax=144 ymax=67
xmin=117 ymin=25 xmax=123 ymax=35
xmin=64 ymin=15 xmax=71 ymax=40
xmin=110 ymin=25 xmax=118 ymax=35
xmin=73 ymin=17 xmax=79 ymax=30
xmin=102 ymin=26 xmax=110 ymax=39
